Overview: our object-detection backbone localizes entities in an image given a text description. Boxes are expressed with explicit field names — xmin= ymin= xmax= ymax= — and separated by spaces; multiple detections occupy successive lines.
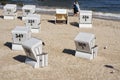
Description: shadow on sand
xmin=48 ymin=20 xmax=55 ymax=24
xmin=104 ymin=65 xmax=114 ymax=69
xmin=0 ymin=15 xmax=4 ymax=19
xmin=13 ymin=55 xmax=26 ymax=63
xmin=62 ymin=49 xmax=75 ymax=56
xmin=70 ymin=22 xmax=79 ymax=28
xmin=17 ymin=16 xmax=22 ymax=20
xmin=4 ymin=42 xmax=12 ymax=50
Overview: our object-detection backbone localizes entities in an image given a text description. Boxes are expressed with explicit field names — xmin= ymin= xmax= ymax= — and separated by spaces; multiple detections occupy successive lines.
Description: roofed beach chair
xmin=3 ymin=4 xmax=17 ymax=19
xmin=79 ymin=10 xmax=92 ymax=28
xmin=25 ymin=14 xmax=41 ymax=33
xmin=22 ymin=5 xmax=36 ymax=20
xmin=11 ymin=26 xmax=31 ymax=50
xmin=74 ymin=32 xmax=98 ymax=60
xmin=22 ymin=38 xmax=48 ymax=68
xmin=55 ymin=9 xmax=68 ymax=24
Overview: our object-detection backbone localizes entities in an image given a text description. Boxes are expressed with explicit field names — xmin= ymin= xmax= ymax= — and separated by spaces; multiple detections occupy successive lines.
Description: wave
xmin=93 ymin=12 xmax=120 ymax=20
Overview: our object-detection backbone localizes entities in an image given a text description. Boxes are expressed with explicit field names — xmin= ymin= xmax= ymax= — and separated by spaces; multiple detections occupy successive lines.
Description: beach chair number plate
xmin=82 ymin=15 xmax=89 ymax=21
xmin=28 ymin=20 xmax=34 ymax=26
xmin=80 ymin=15 xmax=92 ymax=24
xmin=15 ymin=34 xmax=23 ymax=41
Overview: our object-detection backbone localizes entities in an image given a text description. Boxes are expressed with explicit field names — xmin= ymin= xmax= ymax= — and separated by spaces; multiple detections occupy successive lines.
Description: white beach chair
xmin=22 ymin=5 xmax=36 ymax=20
xmin=22 ymin=38 xmax=48 ymax=68
xmin=74 ymin=32 xmax=98 ymax=60
xmin=11 ymin=26 xmax=31 ymax=50
xmin=79 ymin=10 xmax=92 ymax=28
xmin=25 ymin=14 xmax=41 ymax=33
xmin=3 ymin=4 xmax=17 ymax=19
xmin=55 ymin=9 xmax=68 ymax=24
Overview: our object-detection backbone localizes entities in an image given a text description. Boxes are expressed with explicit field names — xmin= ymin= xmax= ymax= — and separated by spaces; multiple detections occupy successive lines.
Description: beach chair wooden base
xmin=4 ymin=15 xmax=17 ymax=19
xmin=12 ymin=43 xmax=23 ymax=50
xmin=4 ymin=13 xmax=17 ymax=19
xmin=31 ymin=28 xmax=39 ymax=33
xmin=79 ymin=24 xmax=92 ymax=28
xmin=25 ymin=57 xmax=40 ymax=68
xmin=75 ymin=46 xmax=98 ymax=60
xmin=25 ymin=53 xmax=48 ymax=68
xmin=75 ymin=51 xmax=94 ymax=60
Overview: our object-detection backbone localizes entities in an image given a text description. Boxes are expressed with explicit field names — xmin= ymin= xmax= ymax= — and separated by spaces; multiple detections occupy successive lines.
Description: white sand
xmin=0 ymin=10 xmax=120 ymax=80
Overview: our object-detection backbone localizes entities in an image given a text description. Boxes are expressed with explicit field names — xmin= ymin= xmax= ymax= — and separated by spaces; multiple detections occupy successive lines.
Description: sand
xmin=0 ymin=10 xmax=120 ymax=80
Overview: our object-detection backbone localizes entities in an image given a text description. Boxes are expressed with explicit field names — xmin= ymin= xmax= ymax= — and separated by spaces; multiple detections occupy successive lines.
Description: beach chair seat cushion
xmin=56 ymin=14 xmax=67 ymax=21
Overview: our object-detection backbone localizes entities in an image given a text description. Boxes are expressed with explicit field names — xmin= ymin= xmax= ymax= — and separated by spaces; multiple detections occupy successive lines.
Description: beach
xmin=0 ymin=9 xmax=120 ymax=80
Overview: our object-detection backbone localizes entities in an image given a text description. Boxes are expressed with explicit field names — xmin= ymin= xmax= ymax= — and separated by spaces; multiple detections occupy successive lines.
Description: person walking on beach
xmin=73 ymin=0 xmax=80 ymax=16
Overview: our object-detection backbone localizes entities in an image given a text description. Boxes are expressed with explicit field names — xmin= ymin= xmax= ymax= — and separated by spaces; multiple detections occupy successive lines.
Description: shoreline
xmin=0 ymin=5 xmax=120 ymax=21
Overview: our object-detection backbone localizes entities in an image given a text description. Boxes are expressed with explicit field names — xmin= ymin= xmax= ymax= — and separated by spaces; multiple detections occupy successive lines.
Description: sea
xmin=3 ymin=0 xmax=120 ymax=20
xmin=11 ymin=0 xmax=120 ymax=14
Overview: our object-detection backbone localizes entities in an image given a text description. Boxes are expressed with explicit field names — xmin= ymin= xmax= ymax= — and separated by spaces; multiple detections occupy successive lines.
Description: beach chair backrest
xmin=12 ymin=27 xmax=31 ymax=44
xmin=79 ymin=10 xmax=92 ymax=24
xmin=22 ymin=5 xmax=36 ymax=16
xmin=25 ymin=14 xmax=40 ymax=28
xmin=22 ymin=38 xmax=42 ymax=61
xmin=4 ymin=4 xmax=17 ymax=15
xmin=74 ymin=32 xmax=95 ymax=53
